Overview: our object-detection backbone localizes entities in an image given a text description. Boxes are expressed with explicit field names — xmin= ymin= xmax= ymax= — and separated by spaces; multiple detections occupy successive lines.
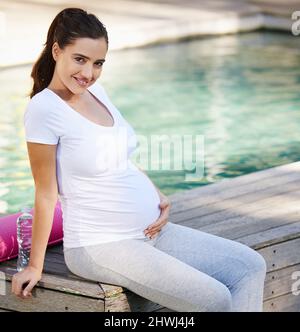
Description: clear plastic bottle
xmin=16 ymin=206 xmax=33 ymax=272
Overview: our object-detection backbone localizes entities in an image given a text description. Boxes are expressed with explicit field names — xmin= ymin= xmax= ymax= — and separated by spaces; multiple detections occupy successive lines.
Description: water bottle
xmin=16 ymin=207 xmax=33 ymax=272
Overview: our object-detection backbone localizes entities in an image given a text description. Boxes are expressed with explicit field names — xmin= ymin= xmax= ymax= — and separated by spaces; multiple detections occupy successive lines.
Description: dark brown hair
xmin=29 ymin=7 xmax=108 ymax=99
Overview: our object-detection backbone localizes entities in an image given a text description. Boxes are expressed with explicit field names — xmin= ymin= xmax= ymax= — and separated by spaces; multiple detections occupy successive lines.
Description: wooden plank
xmin=171 ymin=180 xmax=300 ymax=225
xmin=0 ymin=250 xmax=128 ymax=301
xmin=169 ymin=161 xmax=300 ymax=205
xmin=100 ymin=282 xmax=170 ymax=312
xmin=153 ymin=307 xmax=176 ymax=312
xmin=104 ymin=290 xmax=162 ymax=312
xmin=100 ymin=283 xmax=125 ymax=298
xmin=257 ymin=238 xmax=300 ymax=272
xmin=0 ymin=279 xmax=104 ymax=312
xmin=0 ymin=256 xmax=79 ymax=281
xmin=43 ymin=256 xmax=79 ymax=279
xmin=0 ymin=265 xmax=105 ymax=299
xmin=263 ymin=292 xmax=300 ymax=312
xmin=0 ymin=308 xmax=14 ymax=312
xmin=171 ymin=171 xmax=300 ymax=217
xmin=236 ymin=222 xmax=300 ymax=249
xmin=169 ymin=161 xmax=300 ymax=202
xmin=42 ymin=246 xmax=90 ymax=281
xmin=47 ymin=244 xmax=64 ymax=255
xmin=264 ymin=264 xmax=300 ymax=301
xmin=0 ymin=244 xmax=76 ymax=277
xmin=193 ymin=204 xmax=300 ymax=241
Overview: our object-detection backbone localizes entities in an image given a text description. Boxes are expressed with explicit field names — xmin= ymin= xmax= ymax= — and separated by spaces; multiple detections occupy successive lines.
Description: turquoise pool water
xmin=0 ymin=31 xmax=300 ymax=214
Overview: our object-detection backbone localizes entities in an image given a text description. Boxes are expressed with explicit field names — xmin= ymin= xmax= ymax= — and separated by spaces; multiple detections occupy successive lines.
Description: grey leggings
xmin=64 ymin=222 xmax=267 ymax=312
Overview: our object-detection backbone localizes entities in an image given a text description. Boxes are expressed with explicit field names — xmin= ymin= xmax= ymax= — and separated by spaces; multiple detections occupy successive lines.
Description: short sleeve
xmin=23 ymin=98 xmax=59 ymax=145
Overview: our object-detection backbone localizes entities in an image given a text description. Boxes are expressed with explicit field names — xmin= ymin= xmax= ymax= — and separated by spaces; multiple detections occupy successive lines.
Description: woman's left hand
xmin=144 ymin=192 xmax=171 ymax=239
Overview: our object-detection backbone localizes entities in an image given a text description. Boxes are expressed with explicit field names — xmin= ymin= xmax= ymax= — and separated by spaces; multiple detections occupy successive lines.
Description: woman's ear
xmin=51 ymin=42 xmax=60 ymax=61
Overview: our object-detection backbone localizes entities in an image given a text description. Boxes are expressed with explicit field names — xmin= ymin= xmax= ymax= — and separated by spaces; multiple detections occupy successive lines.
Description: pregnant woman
xmin=12 ymin=7 xmax=267 ymax=312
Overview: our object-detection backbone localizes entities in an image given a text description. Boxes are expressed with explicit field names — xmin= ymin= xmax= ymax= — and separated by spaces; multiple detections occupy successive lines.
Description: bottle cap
xmin=21 ymin=206 xmax=32 ymax=213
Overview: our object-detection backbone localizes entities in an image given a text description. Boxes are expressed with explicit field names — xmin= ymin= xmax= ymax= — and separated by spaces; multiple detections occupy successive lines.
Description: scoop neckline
xmin=44 ymin=85 xmax=116 ymax=129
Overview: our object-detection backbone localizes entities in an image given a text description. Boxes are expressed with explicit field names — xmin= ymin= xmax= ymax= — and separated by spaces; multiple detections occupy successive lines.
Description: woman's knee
xmin=189 ymin=278 xmax=232 ymax=312
xmin=244 ymin=247 xmax=267 ymax=276
xmin=203 ymin=282 xmax=232 ymax=312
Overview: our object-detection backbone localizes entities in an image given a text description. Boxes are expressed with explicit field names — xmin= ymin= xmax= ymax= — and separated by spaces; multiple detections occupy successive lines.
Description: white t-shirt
xmin=24 ymin=82 xmax=161 ymax=248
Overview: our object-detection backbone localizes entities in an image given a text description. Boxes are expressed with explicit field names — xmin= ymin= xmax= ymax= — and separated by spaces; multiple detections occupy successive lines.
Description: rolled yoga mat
xmin=0 ymin=200 xmax=63 ymax=262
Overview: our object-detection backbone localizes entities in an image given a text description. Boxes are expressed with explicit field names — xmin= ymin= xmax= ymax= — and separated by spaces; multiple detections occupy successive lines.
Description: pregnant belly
xmin=108 ymin=172 xmax=161 ymax=232
xmin=69 ymin=167 xmax=162 ymax=237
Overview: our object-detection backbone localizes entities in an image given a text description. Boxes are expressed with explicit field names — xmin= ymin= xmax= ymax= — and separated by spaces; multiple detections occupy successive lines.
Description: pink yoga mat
xmin=0 ymin=200 xmax=63 ymax=262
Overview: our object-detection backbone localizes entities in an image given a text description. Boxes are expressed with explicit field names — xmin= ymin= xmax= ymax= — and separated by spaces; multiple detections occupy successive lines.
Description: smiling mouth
xmin=73 ymin=77 xmax=89 ymax=87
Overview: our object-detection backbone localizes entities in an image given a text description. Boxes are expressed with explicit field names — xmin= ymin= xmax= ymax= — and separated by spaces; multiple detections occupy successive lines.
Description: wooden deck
xmin=1 ymin=161 xmax=300 ymax=312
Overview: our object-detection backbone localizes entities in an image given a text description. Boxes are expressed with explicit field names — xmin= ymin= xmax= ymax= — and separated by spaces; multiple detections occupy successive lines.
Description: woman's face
xmin=51 ymin=37 xmax=108 ymax=94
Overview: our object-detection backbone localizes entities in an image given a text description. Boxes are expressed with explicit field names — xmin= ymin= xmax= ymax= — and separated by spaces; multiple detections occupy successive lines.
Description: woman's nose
xmin=81 ymin=66 xmax=93 ymax=81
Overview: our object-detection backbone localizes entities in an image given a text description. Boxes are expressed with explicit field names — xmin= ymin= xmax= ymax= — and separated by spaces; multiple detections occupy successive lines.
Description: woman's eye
xmin=75 ymin=57 xmax=84 ymax=63
xmin=75 ymin=58 xmax=103 ymax=67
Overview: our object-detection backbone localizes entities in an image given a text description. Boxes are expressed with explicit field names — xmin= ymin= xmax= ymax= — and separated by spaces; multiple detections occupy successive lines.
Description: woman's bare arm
xmin=26 ymin=142 xmax=58 ymax=274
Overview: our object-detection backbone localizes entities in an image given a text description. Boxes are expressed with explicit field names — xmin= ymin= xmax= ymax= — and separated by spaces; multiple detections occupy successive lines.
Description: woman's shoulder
xmin=27 ymin=88 xmax=54 ymax=107
xmin=23 ymin=89 xmax=61 ymax=144
xmin=25 ymin=88 xmax=60 ymax=115
xmin=24 ymin=89 xmax=63 ymax=127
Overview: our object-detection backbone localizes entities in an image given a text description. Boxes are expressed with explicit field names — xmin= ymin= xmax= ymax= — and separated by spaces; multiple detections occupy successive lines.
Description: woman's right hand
xmin=11 ymin=266 xmax=42 ymax=299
